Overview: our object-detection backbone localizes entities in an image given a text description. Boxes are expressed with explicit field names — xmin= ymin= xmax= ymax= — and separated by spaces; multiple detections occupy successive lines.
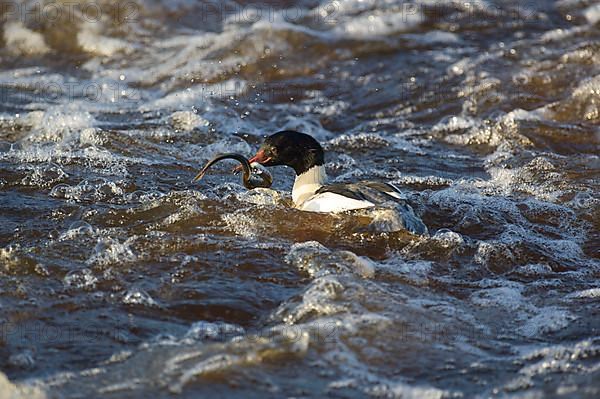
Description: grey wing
xmin=314 ymin=183 xmax=372 ymax=202
xmin=316 ymin=182 xmax=428 ymax=235
xmin=315 ymin=182 xmax=397 ymax=202
xmin=359 ymin=181 xmax=406 ymax=201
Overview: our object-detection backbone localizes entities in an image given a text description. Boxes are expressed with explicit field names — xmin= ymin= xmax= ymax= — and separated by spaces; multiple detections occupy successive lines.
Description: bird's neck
xmin=292 ymin=165 xmax=327 ymax=206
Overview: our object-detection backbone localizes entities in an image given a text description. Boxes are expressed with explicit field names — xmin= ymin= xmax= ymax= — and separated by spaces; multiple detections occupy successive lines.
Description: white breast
xmin=298 ymin=192 xmax=374 ymax=213
xmin=292 ymin=165 xmax=327 ymax=205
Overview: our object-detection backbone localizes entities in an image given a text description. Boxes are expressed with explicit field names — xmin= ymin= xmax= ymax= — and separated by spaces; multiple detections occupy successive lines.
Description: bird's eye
xmin=265 ymin=147 xmax=277 ymax=158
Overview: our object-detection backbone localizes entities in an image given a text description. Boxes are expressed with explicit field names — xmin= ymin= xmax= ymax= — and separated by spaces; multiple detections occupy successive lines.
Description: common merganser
xmin=244 ymin=130 xmax=428 ymax=235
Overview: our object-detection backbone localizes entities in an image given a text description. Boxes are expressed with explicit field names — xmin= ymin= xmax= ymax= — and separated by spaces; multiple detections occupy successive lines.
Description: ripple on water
xmin=1 ymin=0 xmax=599 ymax=397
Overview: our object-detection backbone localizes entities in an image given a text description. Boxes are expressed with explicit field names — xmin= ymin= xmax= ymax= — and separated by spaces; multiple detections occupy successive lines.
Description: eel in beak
xmin=193 ymin=153 xmax=272 ymax=189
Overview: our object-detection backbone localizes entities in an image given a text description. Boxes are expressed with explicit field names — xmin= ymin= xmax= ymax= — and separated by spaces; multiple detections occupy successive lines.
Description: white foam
xmin=514 ymin=263 xmax=553 ymax=277
xmin=432 ymin=115 xmax=477 ymax=132
xmin=20 ymin=104 xmax=98 ymax=147
xmin=518 ymin=308 xmax=577 ymax=336
xmin=87 ymin=238 xmax=136 ymax=267
xmin=3 ymin=21 xmax=50 ymax=55
xmin=567 ymin=288 xmax=600 ymax=299
xmin=236 ymin=188 xmax=282 ymax=206
xmin=123 ymin=288 xmax=159 ymax=307
xmin=367 ymin=382 xmax=447 ymax=399
xmin=220 ymin=208 xmax=266 ymax=238
xmin=59 ymin=221 xmax=95 ymax=240
xmin=391 ymin=174 xmax=454 ymax=187
xmin=286 ymin=241 xmax=376 ymax=278
xmin=379 ymin=259 xmax=433 ymax=286
xmin=50 ymin=179 xmax=126 ymax=203
xmin=183 ymin=321 xmax=245 ymax=342
xmin=117 ymin=28 xmax=253 ymax=91
xmin=161 ymin=210 xmax=200 ymax=229
xmin=169 ymin=111 xmax=209 ymax=131
xmin=518 ymin=339 xmax=600 ymax=379
xmin=339 ymin=251 xmax=377 ymax=278
xmin=333 ymin=10 xmax=421 ymax=38
xmin=570 ymin=74 xmax=600 ymax=120
xmin=8 ymin=350 xmax=35 ymax=369
xmin=167 ymin=327 xmax=310 ymax=393
xmin=470 ymin=285 xmax=527 ymax=311
xmin=0 ymin=244 xmax=23 ymax=271
xmin=273 ymin=113 xmax=335 ymax=141
xmin=144 ymin=80 xmax=246 ymax=111
xmin=64 ymin=268 xmax=98 ymax=290
xmin=584 ymin=3 xmax=600 ymax=24
xmin=0 ymin=371 xmax=45 ymax=399
xmin=77 ymin=24 xmax=132 ymax=57
xmin=19 ymin=163 xmax=68 ymax=188
xmin=541 ymin=26 xmax=587 ymax=42
xmin=329 ymin=132 xmax=391 ymax=150
xmin=431 ymin=229 xmax=464 ymax=248
xmin=404 ymin=30 xmax=460 ymax=44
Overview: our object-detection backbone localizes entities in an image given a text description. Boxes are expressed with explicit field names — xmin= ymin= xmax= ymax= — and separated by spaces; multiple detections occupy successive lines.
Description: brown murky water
xmin=1 ymin=0 xmax=599 ymax=398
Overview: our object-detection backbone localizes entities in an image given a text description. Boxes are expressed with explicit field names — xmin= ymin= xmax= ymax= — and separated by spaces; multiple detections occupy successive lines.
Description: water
xmin=1 ymin=0 xmax=599 ymax=397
